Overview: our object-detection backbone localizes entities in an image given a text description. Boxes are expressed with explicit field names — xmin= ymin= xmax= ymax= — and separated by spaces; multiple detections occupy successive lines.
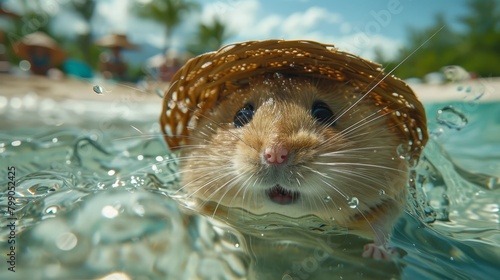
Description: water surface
xmin=1 ymin=88 xmax=499 ymax=279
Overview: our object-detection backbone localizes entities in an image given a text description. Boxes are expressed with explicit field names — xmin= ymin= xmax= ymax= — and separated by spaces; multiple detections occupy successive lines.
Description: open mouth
xmin=266 ymin=185 xmax=300 ymax=205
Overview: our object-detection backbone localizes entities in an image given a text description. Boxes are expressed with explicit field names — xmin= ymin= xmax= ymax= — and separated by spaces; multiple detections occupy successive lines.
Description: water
xmin=1 ymin=90 xmax=499 ymax=279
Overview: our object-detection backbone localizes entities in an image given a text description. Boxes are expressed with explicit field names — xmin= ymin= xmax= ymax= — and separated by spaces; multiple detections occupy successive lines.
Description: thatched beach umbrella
xmin=13 ymin=32 xmax=66 ymax=66
xmin=12 ymin=32 xmax=65 ymax=75
xmin=95 ymin=33 xmax=138 ymax=50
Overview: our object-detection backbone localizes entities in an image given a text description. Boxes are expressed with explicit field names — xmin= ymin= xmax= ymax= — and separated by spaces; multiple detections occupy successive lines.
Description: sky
xmin=2 ymin=0 xmax=470 ymax=61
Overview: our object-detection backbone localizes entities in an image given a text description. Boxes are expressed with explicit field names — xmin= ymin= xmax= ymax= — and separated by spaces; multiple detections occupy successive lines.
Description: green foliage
xmin=67 ymin=0 xmax=96 ymax=65
xmin=132 ymin=0 xmax=199 ymax=50
xmin=186 ymin=17 xmax=233 ymax=55
xmin=379 ymin=0 xmax=500 ymax=78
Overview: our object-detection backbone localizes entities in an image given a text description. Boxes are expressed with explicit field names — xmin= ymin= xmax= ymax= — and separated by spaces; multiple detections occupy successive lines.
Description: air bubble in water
xmin=55 ymin=232 xmax=78 ymax=251
xmin=93 ymin=85 xmax=104 ymax=94
xmin=436 ymin=106 xmax=468 ymax=130
xmin=348 ymin=197 xmax=359 ymax=208
xmin=379 ymin=189 xmax=385 ymax=195
xmin=324 ymin=195 xmax=332 ymax=203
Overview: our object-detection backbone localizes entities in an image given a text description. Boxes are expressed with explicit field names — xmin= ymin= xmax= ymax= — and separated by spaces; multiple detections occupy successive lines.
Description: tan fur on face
xmin=180 ymin=76 xmax=408 ymax=234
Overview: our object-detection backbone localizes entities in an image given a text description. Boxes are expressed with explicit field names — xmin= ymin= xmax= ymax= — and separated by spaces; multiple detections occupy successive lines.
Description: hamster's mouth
xmin=266 ymin=185 xmax=300 ymax=205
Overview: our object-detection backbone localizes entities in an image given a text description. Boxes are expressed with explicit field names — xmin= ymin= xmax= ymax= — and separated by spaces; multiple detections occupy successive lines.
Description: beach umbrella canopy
xmin=95 ymin=33 xmax=138 ymax=50
xmin=13 ymin=31 xmax=66 ymax=65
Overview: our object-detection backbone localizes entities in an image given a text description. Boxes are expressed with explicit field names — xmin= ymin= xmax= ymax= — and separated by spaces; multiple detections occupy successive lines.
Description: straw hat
xmin=95 ymin=33 xmax=138 ymax=50
xmin=13 ymin=32 xmax=65 ymax=65
xmin=160 ymin=40 xmax=428 ymax=160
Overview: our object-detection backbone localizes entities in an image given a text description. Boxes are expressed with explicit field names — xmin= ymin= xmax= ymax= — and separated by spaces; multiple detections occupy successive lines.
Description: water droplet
xmin=234 ymin=243 xmax=240 ymax=248
xmin=19 ymin=60 xmax=31 ymax=71
xmin=348 ymin=197 xmax=359 ymax=208
xmin=324 ymin=195 xmax=332 ymax=203
xmin=28 ymin=184 xmax=60 ymax=195
xmin=93 ymin=85 xmax=104 ymax=94
xmin=101 ymin=205 xmax=119 ymax=219
xmin=11 ymin=140 xmax=22 ymax=146
xmin=397 ymin=143 xmax=410 ymax=160
xmin=379 ymin=189 xmax=386 ymax=195
xmin=436 ymin=106 xmax=468 ymax=130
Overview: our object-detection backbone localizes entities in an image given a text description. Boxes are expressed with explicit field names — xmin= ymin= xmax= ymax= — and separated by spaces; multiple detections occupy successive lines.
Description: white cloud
xmin=335 ymin=33 xmax=403 ymax=61
xmin=195 ymin=2 xmax=403 ymax=62
xmin=200 ymin=0 xmax=259 ymax=28
xmin=281 ymin=7 xmax=342 ymax=36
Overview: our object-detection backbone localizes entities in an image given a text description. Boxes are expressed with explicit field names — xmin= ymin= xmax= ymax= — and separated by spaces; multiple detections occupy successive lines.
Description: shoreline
xmin=1 ymin=73 xmax=499 ymax=104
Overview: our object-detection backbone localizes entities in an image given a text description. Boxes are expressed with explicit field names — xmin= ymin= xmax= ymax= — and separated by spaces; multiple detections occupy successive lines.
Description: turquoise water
xmin=1 ymin=90 xmax=499 ymax=279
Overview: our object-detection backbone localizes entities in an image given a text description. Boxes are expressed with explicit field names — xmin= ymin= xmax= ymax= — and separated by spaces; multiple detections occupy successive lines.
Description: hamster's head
xmin=179 ymin=76 xmax=409 ymax=227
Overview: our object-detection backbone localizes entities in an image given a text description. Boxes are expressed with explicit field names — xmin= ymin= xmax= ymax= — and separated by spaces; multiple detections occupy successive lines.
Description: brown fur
xmin=180 ymin=75 xmax=409 ymax=242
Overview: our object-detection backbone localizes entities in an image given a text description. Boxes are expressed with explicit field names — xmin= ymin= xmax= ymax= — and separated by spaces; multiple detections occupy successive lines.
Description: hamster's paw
xmin=362 ymin=243 xmax=396 ymax=260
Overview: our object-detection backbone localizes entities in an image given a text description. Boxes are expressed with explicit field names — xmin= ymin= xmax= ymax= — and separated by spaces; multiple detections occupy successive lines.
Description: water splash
xmin=436 ymin=106 xmax=468 ymax=130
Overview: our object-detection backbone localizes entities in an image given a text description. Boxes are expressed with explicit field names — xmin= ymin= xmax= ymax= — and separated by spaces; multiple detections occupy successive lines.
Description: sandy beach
xmin=1 ymin=73 xmax=499 ymax=106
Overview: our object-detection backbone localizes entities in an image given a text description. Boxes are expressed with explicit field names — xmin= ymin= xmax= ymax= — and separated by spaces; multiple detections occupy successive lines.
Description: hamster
xmin=159 ymin=40 xmax=428 ymax=260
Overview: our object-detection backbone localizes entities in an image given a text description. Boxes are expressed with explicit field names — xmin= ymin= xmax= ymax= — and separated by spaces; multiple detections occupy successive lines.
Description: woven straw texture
xmin=160 ymin=39 xmax=428 ymax=159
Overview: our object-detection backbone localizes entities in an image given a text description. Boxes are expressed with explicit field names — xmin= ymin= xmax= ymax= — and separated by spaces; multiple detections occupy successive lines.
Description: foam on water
xmin=1 ymin=92 xmax=499 ymax=279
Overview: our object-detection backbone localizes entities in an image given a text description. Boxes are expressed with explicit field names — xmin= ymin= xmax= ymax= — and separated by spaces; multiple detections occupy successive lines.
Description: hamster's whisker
xmin=336 ymin=27 xmax=442 ymax=123
xmin=317 ymin=178 xmax=349 ymax=201
xmin=194 ymin=112 xmax=258 ymax=153
xmin=181 ymin=169 xmax=234 ymax=199
xmin=336 ymin=104 xmax=395 ymax=138
xmin=229 ymin=170 xmax=256 ymax=207
xmin=209 ymin=173 xmax=248 ymax=217
xmin=313 ymin=162 xmax=405 ymax=173
xmin=113 ymin=133 xmax=163 ymax=141
xmin=319 ymin=146 xmax=399 ymax=157
xmin=328 ymin=168 xmax=392 ymax=191
xmin=301 ymin=165 xmax=334 ymax=180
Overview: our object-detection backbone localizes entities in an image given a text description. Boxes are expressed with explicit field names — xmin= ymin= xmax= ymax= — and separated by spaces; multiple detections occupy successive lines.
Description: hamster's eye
xmin=312 ymin=101 xmax=335 ymax=126
xmin=234 ymin=103 xmax=254 ymax=128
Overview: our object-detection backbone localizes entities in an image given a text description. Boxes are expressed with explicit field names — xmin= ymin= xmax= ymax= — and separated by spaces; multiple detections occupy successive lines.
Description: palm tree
xmin=187 ymin=17 xmax=232 ymax=55
xmin=68 ymin=0 xmax=96 ymax=65
xmin=133 ymin=0 xmax=198 ymax=51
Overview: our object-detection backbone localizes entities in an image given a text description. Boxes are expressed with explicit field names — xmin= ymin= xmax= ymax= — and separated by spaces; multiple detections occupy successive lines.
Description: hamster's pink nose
xmin=264 ymin=146 xmax=289 ymax=164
